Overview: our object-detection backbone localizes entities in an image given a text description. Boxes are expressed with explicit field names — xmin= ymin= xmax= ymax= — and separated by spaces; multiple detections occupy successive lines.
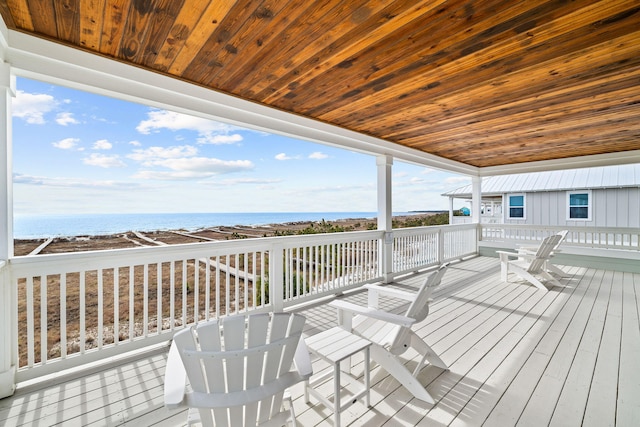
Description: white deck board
xmin=616 ymin=272 xmax=640 ymax=426
xmin=1 ymin=256 xmax=638 ymax=427
xmin=582 ymin=271 xmax=623 ymax=427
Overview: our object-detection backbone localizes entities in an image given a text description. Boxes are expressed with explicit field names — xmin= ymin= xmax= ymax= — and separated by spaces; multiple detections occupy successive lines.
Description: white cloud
xmin=127 ymin=143 xmax=253 ymax=180
xmin=136 ymin=109 xmax=243 ymax=145
xmin=198 ymin=133 xmax=243 ymax=145
xmin=275 ymin=153 xmax=300 ymax=161
xmin=53 ymin=137 xmax=80 ymax=150
xmin=12 ymin=90 xmax=57 ymax=124
xmin=151 ymin=157 xmax=253 ymax=173
xmin=93 ymin=139 xmax=113 ymax=150
xmin=308 ymin=151 xmax=328 ymax=160
xmin=129 ymin=140 xmax=142 ymax=147
xmin=132 ymin=157 xmax=254 ymax=180
xmin=127 ymin=145 xmax=199 ymax=164
xmin=83 ymin=153 xmax=127 ymax=168
xmin=56 ymin=112 xmax=80 ymax=126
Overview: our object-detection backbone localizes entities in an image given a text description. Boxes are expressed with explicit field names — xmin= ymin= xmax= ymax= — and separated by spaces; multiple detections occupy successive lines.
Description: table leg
xmin=364 ymin=347 xmax=370 ymax=407
xmin=334 ymin=364 xmax=341 ymax=427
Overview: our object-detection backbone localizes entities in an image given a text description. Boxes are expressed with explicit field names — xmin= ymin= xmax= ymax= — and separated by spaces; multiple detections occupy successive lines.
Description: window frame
xmin=566 ymin=190 xmax=592 ymax=221
xmin=506 ymin=193 xmax=526 ymax=220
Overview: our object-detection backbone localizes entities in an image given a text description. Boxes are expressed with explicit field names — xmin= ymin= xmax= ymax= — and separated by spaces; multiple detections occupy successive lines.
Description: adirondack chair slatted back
xmin=389 ymin=263 xmax=448 ymax=354
xmin=172 ymin=312 xmax=306 ymax=427
xmin=528 ymin=234 xmax=563 ymax=274
xmin=405 ymin=263 xmax=449 ymax=323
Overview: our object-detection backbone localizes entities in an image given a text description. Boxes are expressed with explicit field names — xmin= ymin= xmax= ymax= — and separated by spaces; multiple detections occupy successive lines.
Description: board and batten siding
xmin=503 ymin=187 xmax=640 ymax=227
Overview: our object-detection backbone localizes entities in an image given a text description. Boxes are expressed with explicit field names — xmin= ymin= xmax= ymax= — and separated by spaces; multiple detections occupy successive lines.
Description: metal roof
xmin=444 ymin=164 xmax=640 ymax=197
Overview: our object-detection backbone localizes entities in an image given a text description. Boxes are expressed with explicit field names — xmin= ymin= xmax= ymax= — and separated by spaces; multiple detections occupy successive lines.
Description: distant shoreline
xmin=13 ymin=211 xmax=399 ymax=240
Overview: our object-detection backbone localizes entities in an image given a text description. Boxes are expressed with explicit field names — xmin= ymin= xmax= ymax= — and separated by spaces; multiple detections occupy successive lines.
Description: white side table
xmin=304 ymin=326 xmax=371 ymax=427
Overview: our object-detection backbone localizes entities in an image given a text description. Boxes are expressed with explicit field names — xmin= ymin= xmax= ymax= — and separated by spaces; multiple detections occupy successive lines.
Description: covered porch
xmin=2 ymin=255 xmax=638 ymax=426
xmin=1 ymin=1 xmax=640 ymax=426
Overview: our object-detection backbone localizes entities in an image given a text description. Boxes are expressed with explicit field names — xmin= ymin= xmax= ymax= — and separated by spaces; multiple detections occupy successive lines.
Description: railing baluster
xmin=129 ymin=266 xmax=134 ymax=342
xmin=26 ymin=276 xmax=34 ymax=367
xmin=259 ymin=252 xmax=265 ymax=307
xmin=194 ymin=258 xmax=199 ymax=322
xmin=114 ymin=268 xmax=119 ymax=344
xmin=143 ymin=264 xmax=148 ymax=337
xmin=60 ymin=274 xmax=66 ymax=358
xmin=80 ymin=272 xmax=85 ymax=354
xmin=233 ymin=254 xmax=239 ymax=313
xmin=215 ymin=256 xmax=220 ymax=317
xmin=98 ymin=269 xmax=103 ymax=349
xmin=205 ymin=258 xmax=211 ymax=320
xmin=170 ymin=262 xmax=175 ymax=330
xmin=40 ymin=275 xmax=46 ymax=365
xmin=251 ymin=252 xmax=256 ymax=307
xmin=182 ymin=259 xmax=187 ymax=326
xmin=156 ymin=263 xmax=161 ymax=333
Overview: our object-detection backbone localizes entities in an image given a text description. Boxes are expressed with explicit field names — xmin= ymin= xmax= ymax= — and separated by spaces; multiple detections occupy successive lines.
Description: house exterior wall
xmin=503 ymin=187 xmax=640 ymax=227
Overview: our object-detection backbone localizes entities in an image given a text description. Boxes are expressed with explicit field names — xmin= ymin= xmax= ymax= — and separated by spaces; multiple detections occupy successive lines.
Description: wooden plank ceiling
xmin=1 ymin=0 xmax=639 ymax=168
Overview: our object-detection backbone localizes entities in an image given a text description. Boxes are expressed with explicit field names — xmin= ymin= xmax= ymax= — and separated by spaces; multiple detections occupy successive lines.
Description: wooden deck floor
xmin=1 ymin=256 xmax=639 ymax=426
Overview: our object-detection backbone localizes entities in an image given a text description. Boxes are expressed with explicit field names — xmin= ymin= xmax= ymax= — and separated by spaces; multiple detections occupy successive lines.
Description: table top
xmin=305 ymin=326 xmax=371 ymax=364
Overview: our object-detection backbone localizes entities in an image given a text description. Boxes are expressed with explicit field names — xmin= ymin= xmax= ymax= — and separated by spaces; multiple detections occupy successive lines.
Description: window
xmin=567 ymin=191 xmax=591 ymax=220
xmin=507 ymin=194 xmax=525 ymax=219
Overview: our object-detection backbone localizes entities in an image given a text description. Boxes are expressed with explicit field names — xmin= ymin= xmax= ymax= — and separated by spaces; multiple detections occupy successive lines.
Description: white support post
xmin=471 ymin=176 xmax=482 ymax=224
xmin=0 ymin=52 xmax=17 ymax=397
xmin=377 ymin=155 xmax=393 ymax=283
xmin=471 ymin=176 xmax=482 ymax=253
xmin=448 ymin=196 xmax=454 ymax=224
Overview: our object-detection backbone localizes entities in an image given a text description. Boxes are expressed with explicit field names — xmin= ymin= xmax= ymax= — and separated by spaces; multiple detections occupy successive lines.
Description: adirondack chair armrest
xmin=496 ymin=250 xmax=537 ymax=262
xmin=363 ymin=283 xmax=417 ymax=302
xmin=330 ymin=299 xmax=416 ymax=327
xmin=164 ymin=340 xmax=187 ymax=409
xmin=294 ymin=338 xmax=313 ymax=379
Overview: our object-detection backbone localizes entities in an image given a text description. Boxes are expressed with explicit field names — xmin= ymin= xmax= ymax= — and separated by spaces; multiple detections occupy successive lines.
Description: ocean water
xmin=13 ymin=212 xmax=392 ymax=239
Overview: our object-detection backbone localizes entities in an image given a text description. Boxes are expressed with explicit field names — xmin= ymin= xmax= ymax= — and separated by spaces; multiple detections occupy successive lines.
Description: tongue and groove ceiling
xmin=1 ymin=0 xmax=639 ymax=169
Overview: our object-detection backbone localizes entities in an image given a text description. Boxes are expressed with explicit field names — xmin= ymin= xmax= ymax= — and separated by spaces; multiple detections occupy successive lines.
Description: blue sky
xmin=11 ymin=77 xmax=470 ymax=216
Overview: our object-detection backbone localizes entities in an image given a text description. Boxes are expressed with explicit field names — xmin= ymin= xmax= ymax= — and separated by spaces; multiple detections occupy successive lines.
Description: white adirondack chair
xmin=516 ymin=230 xmax=569 ymax=278
xmin=329 ymin=263 xmax=449 ymax=404
xmin=164 ymin=312 xmax=312 ymax=427
xmin=497 ymin=233 xmax=564 ymax=291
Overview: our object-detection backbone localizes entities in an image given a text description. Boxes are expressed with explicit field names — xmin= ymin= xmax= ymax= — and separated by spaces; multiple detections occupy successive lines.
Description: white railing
xmin=480 ymin=224 xmax=640 ymax=251
xmin=8 ymin=225 xmax=478 ymax=382
xmin=9 ymin=230 xmax=388 ymax=381
xmin=277 ymin=231 xmax=382 ymax=308
xmin=391 ymin=224 xmax=478 ymax=275
xmin=8 ymin=222 xmax=637 ymax=384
